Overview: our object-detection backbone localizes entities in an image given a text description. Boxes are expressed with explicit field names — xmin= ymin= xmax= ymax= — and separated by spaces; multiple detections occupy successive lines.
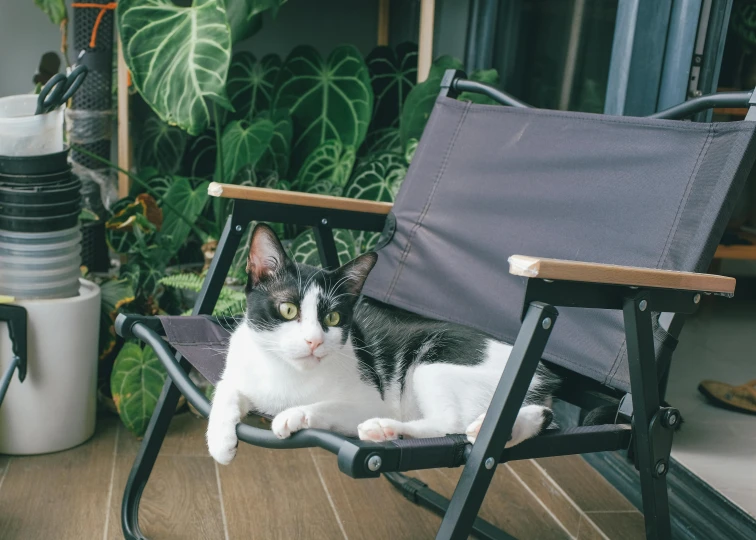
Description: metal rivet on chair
xmin=321 ymin=218 xmax=328 ymax=225
xmin=541 ymin=318 xmax=552 ymax=330
xmin=639 ymin=300 xmax=648 ymax=311
xmin=655 ymin=460 xmax=668 ymax=476
xmin=485 ymin=457 xmax=495 ymax=469
xmin=235 ymin=225 xmax=243 ymax=232
xmin=366 ymin=454 xmax=382 ymax=472
xmin=693 ymin=293 xmax=701 ymax=304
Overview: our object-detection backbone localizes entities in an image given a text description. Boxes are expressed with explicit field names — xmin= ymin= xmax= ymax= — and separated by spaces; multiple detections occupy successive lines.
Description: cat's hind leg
xmin=465 ymin=404 xmax=553 ymax=446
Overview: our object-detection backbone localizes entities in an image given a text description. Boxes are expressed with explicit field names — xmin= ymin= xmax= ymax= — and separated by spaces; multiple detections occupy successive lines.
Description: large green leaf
xmin=366 ymin=42 xmax=417 ymax=131
xmin=118 ymin=0 xmax=232 ymax=135
xmin=111 ymin=342 xmax=167 ymax=437
xmin=345 ymin=151 xmax=406 ymax=203
xmin=158 ymin=177 xmax=210 ymax=257
xmin=290 ymin=229 xmax=356 ymax=267
xmin=399 ymin=56 xmax=464 ymax=146
xmin=293 ymin=140 xmax=355 ymax=195
xmin=256 ymin=109 xmax=293 ymax=177
xmin=362 ymin=127 xmax=403 ymax=155
xmin=226 ymin=52 xmax=281 ymax=121
xmin=224 ymin=0 xmax=286 ymax=42
xmin=34 ymin=0 xmax=67 ymax=24
xmin=220 ymin=118 xmax=275 ymax=182
xmin=273 ymin=45 xmax=373 ymax=173
xmin=135 ymin=116 xmax=187 ymax=174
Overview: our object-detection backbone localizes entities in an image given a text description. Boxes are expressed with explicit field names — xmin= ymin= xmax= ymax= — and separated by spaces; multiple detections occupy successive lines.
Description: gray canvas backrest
xmin=362 ymin=97 xmax=756 ymax=392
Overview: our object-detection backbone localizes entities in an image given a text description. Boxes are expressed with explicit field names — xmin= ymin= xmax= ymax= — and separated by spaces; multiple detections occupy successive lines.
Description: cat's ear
xmin=247 ymin=224 xmax=288 ymax=286
xmin=335 ymin=252 xmax=378 ymax=296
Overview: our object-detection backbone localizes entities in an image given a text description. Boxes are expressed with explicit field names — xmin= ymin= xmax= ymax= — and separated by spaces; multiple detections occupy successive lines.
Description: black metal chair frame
xmin=0 ymin=304 xmax=27 ymax=408
xmin=115 ymin=72 xmax=756 ymax=540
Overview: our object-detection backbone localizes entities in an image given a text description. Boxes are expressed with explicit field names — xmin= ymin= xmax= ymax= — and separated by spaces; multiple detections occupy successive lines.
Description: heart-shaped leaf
xmin=111 ymin=342 xmax=167 ymax=437
xmin=226 ymin=52 xmax=281 ymax=121
xmin=34 ymin=0 xmax=67 ymax=24
xmin=135 ymin=116 xmax=187 ymax=174
xmin=366 ymin=42 xmax=417 ymax=131
xmin=220 ymin=117 xmax=275 ymax=182
xmin=273 ymin=45 xmax=373 ymax=173
xmin=183 ymin=131 xmax=217 ymax=179
xmin=224 ymin=0 xmax=286 ymax=42
xmin=158 ymin=177 xmax=210 ymax=257
xmin=290 ymin=228 xmax=356 ymax=267
xmin=255 ymin=109 xmax=292 ymax=177
xmin=118 ymin=0 xmax=233 ymax=135
xmin=293 ymin=139 xmax=355 ymax=195
xmin=399 ymin=55 xmax=463 ymax=146
xmin=362 ymin=127 xmax=403 ymax=155
xmin=345 ymin=151 xmax=407 ymax=203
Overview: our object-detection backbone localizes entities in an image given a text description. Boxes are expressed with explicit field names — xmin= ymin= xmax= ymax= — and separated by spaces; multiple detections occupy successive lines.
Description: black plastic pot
xmin=0 ymin=179 xmax=82 ymax=205
xmin=0 ymin=148 xmax=70 ymax=175
xmin=0 ymin=210 xmax=80 ymax=233
xmin=0 ymin=199 xmax=81 ymax=218
xmin=0 ymin=168 xmax=72 ymax=188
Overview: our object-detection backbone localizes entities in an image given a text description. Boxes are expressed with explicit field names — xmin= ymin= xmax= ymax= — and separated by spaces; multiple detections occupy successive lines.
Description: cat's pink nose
xmin=305 ymin=337 xmax=322 ymax=352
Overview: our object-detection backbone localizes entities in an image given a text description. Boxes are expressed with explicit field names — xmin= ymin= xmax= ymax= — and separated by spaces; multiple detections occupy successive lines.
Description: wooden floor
xmin=0 ymin=412 xmax=645 ymax=540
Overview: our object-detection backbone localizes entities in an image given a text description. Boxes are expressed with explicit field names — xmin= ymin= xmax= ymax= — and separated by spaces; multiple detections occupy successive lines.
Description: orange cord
xmin=71 ymin=3 xmax=117 ymax=49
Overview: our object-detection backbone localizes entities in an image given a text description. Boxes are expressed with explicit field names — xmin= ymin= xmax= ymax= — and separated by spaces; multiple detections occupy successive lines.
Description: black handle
xmin=0 ymin=304 xmax=28 ymax=382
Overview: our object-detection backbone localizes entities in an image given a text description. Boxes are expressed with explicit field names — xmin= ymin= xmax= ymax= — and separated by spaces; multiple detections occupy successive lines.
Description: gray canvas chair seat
xmin=115 ymin=71 xmax=756 ymax=540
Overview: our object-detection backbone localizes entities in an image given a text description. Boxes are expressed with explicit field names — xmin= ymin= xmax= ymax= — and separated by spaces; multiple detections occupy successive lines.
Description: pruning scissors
xmin=35 ymin=64 xmax=89 ymax=115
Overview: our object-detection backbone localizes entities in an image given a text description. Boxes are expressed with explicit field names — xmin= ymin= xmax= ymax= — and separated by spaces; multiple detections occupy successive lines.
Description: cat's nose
xmin=305 ymin=337 xmax=323 ymax=352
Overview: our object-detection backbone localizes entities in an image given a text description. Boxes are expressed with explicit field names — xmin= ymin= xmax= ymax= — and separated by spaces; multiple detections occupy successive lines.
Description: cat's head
xmin=244 ymin=223 xmax=377 ymax=370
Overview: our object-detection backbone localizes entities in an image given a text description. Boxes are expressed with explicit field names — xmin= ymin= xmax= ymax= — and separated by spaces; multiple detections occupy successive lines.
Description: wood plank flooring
xmin=0 ymin=412 xmax=645 ymax=539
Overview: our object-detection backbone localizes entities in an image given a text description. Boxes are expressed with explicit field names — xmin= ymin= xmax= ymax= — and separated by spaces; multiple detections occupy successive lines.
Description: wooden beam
xmin=117 ymin=33 xmax=132 ymax=199
xmin=417 ymin=0 xmax=435 ymax=83
xmin=377 ymin=0 xmax=390 ymax=46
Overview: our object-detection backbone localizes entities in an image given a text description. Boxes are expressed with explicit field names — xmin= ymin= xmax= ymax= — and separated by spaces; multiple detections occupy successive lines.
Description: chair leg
xmin=121 ymin=214 xmax=246 ymax=539
xmin=121 ymin=375 xmax=185 ymax=540
xmin=435 ymin=302 xmax=558 ymax=540
xmin=623 ymin=293 xmax=672 ymax=540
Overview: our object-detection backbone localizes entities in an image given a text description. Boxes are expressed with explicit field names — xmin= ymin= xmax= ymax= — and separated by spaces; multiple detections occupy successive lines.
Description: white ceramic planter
xmin=0 ymin=279 xmax=100 ymax=455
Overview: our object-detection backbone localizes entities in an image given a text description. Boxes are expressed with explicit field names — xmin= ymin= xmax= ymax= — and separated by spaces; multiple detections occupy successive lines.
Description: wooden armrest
xmin=207 ymin=182 xmax=393 ymax=215
xmin=508 ymin=255 xmax=735 ymax=295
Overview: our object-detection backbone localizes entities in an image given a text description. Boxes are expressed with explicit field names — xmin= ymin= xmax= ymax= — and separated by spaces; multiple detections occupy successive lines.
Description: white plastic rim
xmin=0 ymin=280 xmax=101 ymax=454
xmin=0 ymin=250 xmax=82 ymax=269
xmin=0 ymin=242 xmax=81 ymax=258
xmin=0 ymin=263 xmax=81 ymax=281
xmin=0 ymin=95 xmax=65 ymax=156
xmin=0 ymin=225 xmax=80 ymax=245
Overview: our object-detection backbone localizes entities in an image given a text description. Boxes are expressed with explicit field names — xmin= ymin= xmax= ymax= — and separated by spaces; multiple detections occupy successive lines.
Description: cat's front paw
xmin=357 ymin=418 xmax=402 ymax=442
xmin=207 ymin=425 xmax=239 ymax=465
xmin=272 ymin=408 xmax=310 ymax=439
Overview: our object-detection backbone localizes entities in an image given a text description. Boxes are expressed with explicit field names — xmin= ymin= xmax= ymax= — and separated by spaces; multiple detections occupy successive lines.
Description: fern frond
xmin=159 ymin=273 xmax=205 ymax=292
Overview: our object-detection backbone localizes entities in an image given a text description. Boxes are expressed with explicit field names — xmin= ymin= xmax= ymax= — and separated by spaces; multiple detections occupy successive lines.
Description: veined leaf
xmin=158 ymin=177 xmax=209 ymax=258
xmin=224 ymin=0 xmax=287 ymax=42
xmin=290 ymin=229 xmax=356 ymax=267
xmin=399 ymin=55 xmax=463 ymax=146
xmin=293 ymin=140 xmax=355 ymax=195
xmin=226 ymin=52 xmax=281 ymax=120
xmin=256 ymin=109 xmax=292 ymax=177
xmin=366 ymin=42 xmax=417 ymax=131
xmin=34 ymin=0 xmax=67 ymax=24
xmin=345 ymin=151 xmax=406 ymax=203
xmin=111 ymin=342 xmax=167 ymax=437
xmin=220 ymin=118 xmax=275 ymax=182
xmin=106 ymin=195 xmax=162 ymax=255
xmin=118 ymin=0 xmax=233 ymax=135
xmin=273 ymin=45 xmax=373 ymax=174
xmin=362 ymin=127 xmax=403 ymax=155
xmin=136 ymin=116 xmax=187 ymax=174
xmin=98 ymin=278 xmax=136 ymax=361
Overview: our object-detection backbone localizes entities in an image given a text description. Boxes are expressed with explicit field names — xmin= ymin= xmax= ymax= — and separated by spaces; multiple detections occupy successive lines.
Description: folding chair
xmin=0 ymin=305 xmax=27 ymax=408
xmin=115 ymin=70 xmax=756 ymax=540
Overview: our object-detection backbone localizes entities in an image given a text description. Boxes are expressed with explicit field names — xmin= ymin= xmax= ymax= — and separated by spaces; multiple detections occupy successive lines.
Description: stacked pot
xmin=0 ymin=149 xmax=82 ymax=299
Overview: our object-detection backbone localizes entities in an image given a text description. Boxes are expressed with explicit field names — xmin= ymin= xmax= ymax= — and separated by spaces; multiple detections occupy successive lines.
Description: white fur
xmin=207 ymin=291 xmax=550 ymax=465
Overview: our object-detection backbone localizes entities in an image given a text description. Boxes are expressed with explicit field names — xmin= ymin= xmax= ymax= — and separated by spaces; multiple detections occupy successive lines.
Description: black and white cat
xmin=207 ymin=224 xmax=557 ymax=465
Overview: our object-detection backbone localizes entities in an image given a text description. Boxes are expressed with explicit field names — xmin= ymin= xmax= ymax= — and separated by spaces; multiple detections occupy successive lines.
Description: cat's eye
xmin=324 ymin=312 xmax=340 ymax=327
xmin=279 ymin=302 xmax=298 ymax=320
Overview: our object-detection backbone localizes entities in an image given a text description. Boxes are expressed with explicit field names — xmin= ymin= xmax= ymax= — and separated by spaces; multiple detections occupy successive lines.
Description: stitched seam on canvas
xmin=385 ymin=102 xmax=471 ymax=301
xmin=604 ymin=125 xmax=714 ymax=387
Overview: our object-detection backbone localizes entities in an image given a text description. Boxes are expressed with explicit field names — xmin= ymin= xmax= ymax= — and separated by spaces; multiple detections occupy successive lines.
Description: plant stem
xmin=71 ymin=144 xmax=209 ymax=242
xmin=213 ymin=102 xmax=226 ymax=235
